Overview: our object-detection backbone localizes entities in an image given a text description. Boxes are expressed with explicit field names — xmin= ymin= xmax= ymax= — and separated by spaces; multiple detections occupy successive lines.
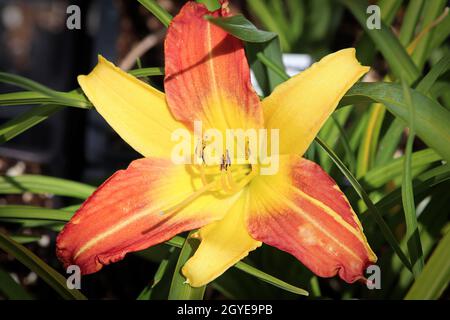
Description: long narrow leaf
xmin=168 ymin=231 xmax=205 ymax=300
xmin=401 ymin=80 xmax=424 ymax=276
xmin=0 ymin=175 xmax=95 ymax=199
xmin=0 ymin=231 xmax=86 ymax=300
xmin=137 ymin=0 xmax=172 ymax=27
xmin=405 ymin=226 xmax=450 ymax=299
xmin=341 ymin=82 xmax=450 ymax=164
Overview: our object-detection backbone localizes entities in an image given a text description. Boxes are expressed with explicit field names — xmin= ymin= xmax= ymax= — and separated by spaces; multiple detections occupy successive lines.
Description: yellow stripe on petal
xmin=246 ymin=155 xmax=376 ymax=283
xmin=182 ymin=189 xmax=262 ymax=287
xmin=164 ymin=2 xmax=262 ymax=132
xmin=78 ymin=56 xmax=186 ymax=158
xmin=262 ymin=48 xmax=369 ymax=156
xmin=57 ymin=158 xmax=240 ymax=275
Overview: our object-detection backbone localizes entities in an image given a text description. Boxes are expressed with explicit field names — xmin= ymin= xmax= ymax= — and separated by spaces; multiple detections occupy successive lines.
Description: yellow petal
xmin=182 ymin=189 xmax=261 ymax=287
xmin=262 ymin=48 xmax=369 ymax=155
xmin=78 ymin=56 xmax=186 ymax=158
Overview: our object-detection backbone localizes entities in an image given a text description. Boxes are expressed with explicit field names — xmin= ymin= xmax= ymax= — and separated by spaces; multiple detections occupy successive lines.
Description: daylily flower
xmin=56 ymin=1 xmax=377 ymax=287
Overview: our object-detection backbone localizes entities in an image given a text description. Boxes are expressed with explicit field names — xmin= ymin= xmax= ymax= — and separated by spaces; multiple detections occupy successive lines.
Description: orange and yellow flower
xmin=56 ymin=1 xmax=376 ymax=287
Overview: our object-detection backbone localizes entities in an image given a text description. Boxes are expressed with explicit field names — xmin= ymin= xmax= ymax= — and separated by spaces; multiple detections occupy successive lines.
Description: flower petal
xmin=246 ymin=155 xmax=377 ymax=283
xmin=262 ymin=48 xmax=369 ymax=155
xmin=78 ymin=56 xmax=185 ymax=158
xmin=56 ymin=158 xmax=240 ymax=274
xmin=164 ymin=1 xmax=262 ymax=131
xmin=182 ymin=189 xmax=261 ymax=287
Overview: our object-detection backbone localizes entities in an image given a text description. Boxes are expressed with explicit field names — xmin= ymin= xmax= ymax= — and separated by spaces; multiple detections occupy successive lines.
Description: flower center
xmin=159 ymin=136 xmax=259 ymax=216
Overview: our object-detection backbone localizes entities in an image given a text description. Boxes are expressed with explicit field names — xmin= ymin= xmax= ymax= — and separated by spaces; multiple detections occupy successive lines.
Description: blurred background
xmin=0 ymin=0 xmax=448 ymax=299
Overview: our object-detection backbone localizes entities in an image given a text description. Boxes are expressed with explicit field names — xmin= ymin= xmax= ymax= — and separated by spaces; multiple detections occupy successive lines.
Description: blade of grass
xmin=0 ymin=266 xmax=34 ymax=300
xmin=233 ymin=261 xmax=308 ymax=296
xmin=355 ymin=0 xmax=403 ymax=65
xmin=341 ymin=82 xmax=450 ymax=164
xmin=374 ymin=117 xmax=404 ymax=166
xmin=364 ymin=149 xmax=442 ymax=189
xmin=341 ymin=0 xmax=420 ymax=84
xmin=429 ymin=10 xmax=450 ymax=51
xmin=0 ymin=231 xmax=86 ymax=300
xmin=0 ymin=91 xmax=56 ymax=106
xmin=0 ymin=104 xmax=62 ymax=144
xmin=0 ymin=205 xmax=74 ymax=222
xmin=405 ymin=226 xmax=450 ymax=299
xmin=10 ymin=235 xmax=41 ymax=244
xmin=356 ymin=103 xmax=386 ymax=178
xmin=330 ymin=114 xmax=356 ymax=174
xmin=0 ymin=72 xmax=89 ymax=108
xmin=0 ymin=67 xmax=162 ymax=144
xmin=401 ymin=80 xmax=424 ymax=276
xmin=137 ymin=0 xmax=172 ymax=27
xmin=415 ymin=53 xmax=450 ymax=94
xmin=168 ymin=231 xmax=205 ymax=300
xmin=137 ymin=247 xmax=176 ymax=300
xmin=129 ymin=67 xmax=164 ymax=78
xmin=0 ymin=175 xmax=95 ymax=199
xmin=368 ymin=164 xmax=450 ymax=216
xmin=247 ymin=0 xmax=290 ymax=51
xmin=399 ymin=0 xmax=425 ymax=45
xmin=410 ymin=0 xmax=447 ymax=70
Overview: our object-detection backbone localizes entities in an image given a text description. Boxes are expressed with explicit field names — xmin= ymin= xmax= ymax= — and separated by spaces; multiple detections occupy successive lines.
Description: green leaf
xmin=168 ymin=231 xmax=205 ymax=300
xmin=364 ymin=149 xmax=442 ymax=189
xmin=410 ymin=0 xmax=447 ymax=70
xmin=0 ymin=231 xmax=86 ymax=300
xmin=247 ymin=0 xmax=290 ymax=51
xmin=405 ymin=226 xmax=450 ymax=299
xmin=429 ymin=10 xmax=450 ymax=51
xmin=208 ymin=11 xmax=286 ymax=97
xmin=0 ymin=205 xmax=74 ymax=222
xmin=356 ymin=103 xmax=386 ymax=178
xmin=415 ymin=53 xmax=450 ymax=94
xmin=10 ymin=234 xmax=42 ymax=244
xmin=0 ymin=266 xmax=34 ymax=300
xmin=0 ymin=72 xmax=90 ymax=108
xmin=355 ymin=0 xmax=403 ymax=65
xmin=206 ymin=15 xmax=277 ymax=43
xmin=0 ymin=175 xmax=95 ymax=199
xmin=401 ymin=80 xmax=424 ymax=276
xmin=330 ymin=114 xmax=356 ymax=173
xmin=233 ymin=262 xmax=308 ymax=296
xmin=197 ymin=0 xmax=221 ymax=11
xmin=399 ymin=0 xmax=425 ymax=46
xmin=246 ymin=38 xmax=286 ymax=96
xmin=341 ymin=82 xmax=450 ymax=164
xmin=315 ymin=137 xmax=413 ymax=272
xmin=137 ymin=247 xmax=176 ymax=300
xmin=0 ymin=104 xmax=62 ymax=144
xmin=137 ymin=0 xmax=172 ymax=27
xmin=129 ymin=67 xmax=164 ymax=78
xmin=0 ymin=91 xmax=56 ymax=106
xmin=341 ymin=0 xmax=420 ymax=84
xmin=370 ymin=164 xmax=450 ymax=215
xmin=375 ymin=117 xmax=404 ymax=166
